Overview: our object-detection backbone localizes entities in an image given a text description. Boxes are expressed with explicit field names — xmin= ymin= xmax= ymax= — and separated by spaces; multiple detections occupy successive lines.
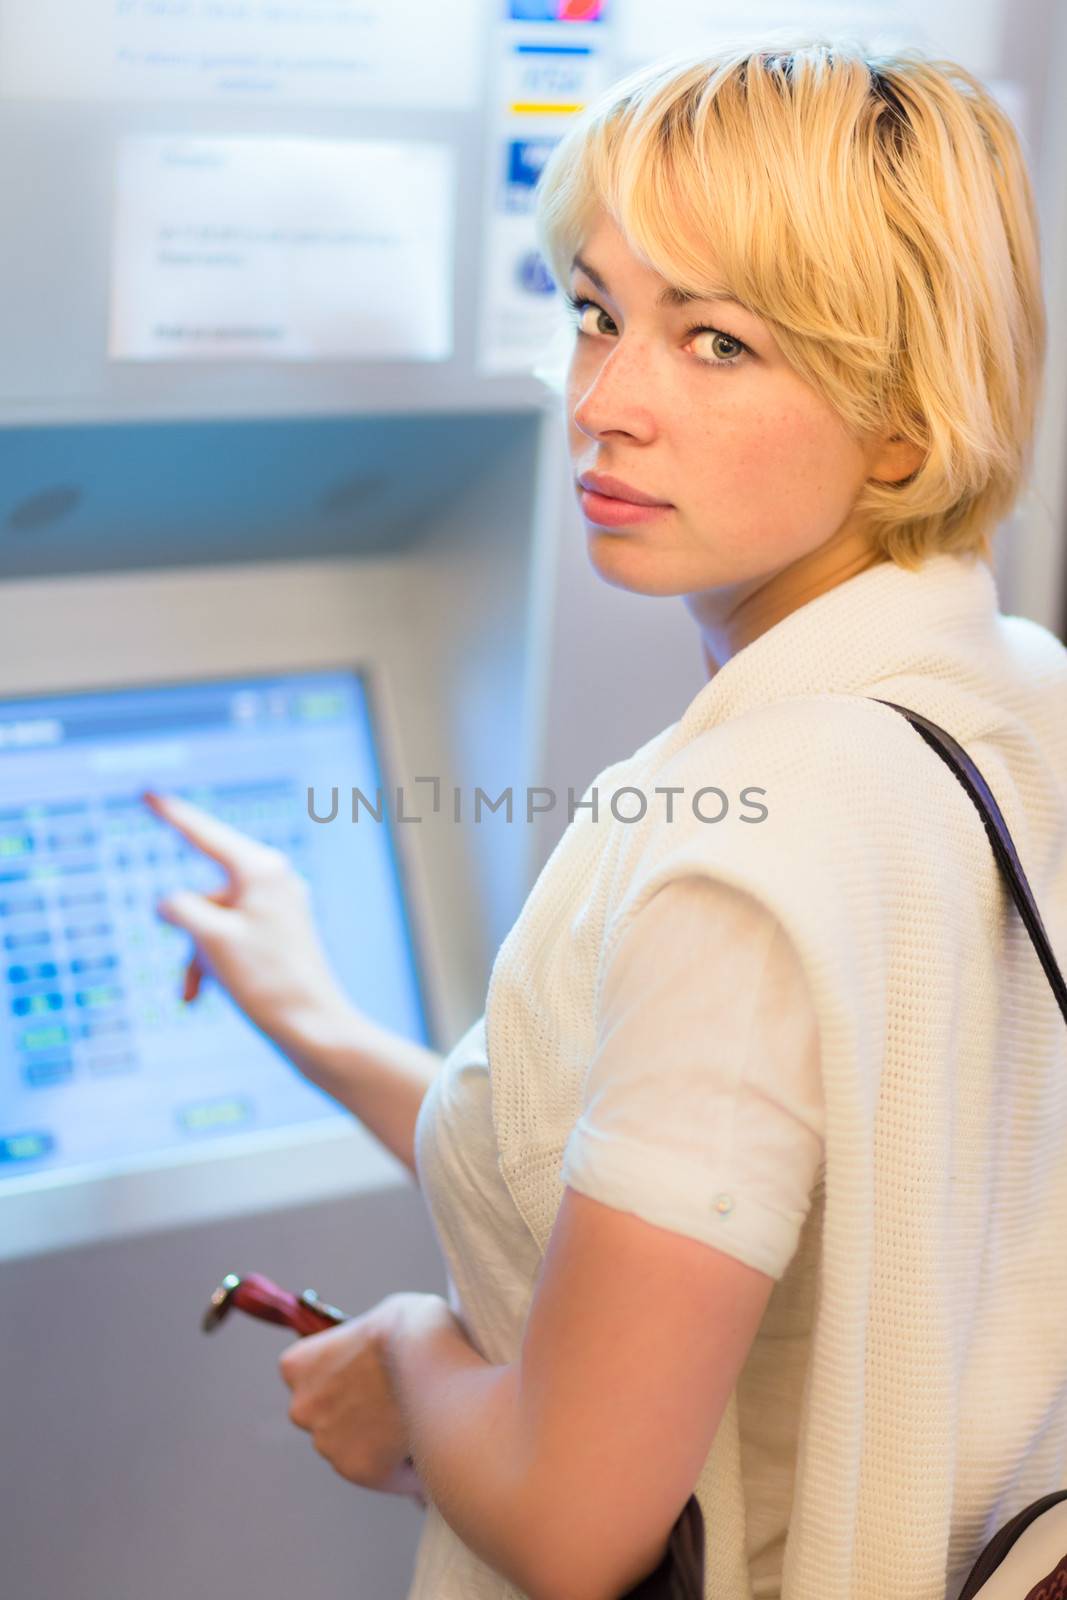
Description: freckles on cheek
xmin=720 ymin=406 xmax=858 ymax=508
xmin=688 ymin=405 xmax=855 ymax=552
xmin=691 ymin=421 xmax=791 ymax=507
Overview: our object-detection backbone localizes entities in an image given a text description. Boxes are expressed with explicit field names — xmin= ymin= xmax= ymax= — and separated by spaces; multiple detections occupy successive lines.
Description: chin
xmin=585 ymin=533 xmax=690 ymax=598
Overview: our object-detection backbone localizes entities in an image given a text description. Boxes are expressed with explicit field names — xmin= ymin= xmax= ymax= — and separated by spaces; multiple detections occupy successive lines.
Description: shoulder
xmin=653 ymin=692 xmax=930 ymax=806
xmin=679 ymin=688 xmax=917 ymax=753
xmin=603 ymin=693 xmax=945 ymax=940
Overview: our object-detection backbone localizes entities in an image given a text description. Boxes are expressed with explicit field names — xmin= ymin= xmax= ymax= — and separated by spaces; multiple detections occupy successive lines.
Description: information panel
xmin=0 ymin=0 xmax=484 ymax=108
xmin=109 ymin=137 xmax=455 ymax=363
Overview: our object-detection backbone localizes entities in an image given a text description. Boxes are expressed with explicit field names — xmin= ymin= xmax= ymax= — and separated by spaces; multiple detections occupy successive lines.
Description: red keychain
xmin=202 ymin=1270 xmax=350 ymax=1337
xmin=201 ymin=1270 xmax=419 ymax=1482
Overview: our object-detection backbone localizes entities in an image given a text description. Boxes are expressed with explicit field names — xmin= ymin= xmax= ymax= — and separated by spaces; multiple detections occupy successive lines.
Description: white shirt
xmin=410 ymin=550 xmax=1067 ymax=1600
xmin=410 ymin=878 xmax=823 ymax=1599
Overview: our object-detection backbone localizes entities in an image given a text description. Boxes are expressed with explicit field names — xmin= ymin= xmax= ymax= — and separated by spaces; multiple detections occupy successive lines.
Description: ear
xmin=869 ymin=431 xmax=926 ymax=485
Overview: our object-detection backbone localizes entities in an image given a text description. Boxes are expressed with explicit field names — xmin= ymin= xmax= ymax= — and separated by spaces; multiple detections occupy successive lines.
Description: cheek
xmin=690 ymin=397 xmax=866 ymax=523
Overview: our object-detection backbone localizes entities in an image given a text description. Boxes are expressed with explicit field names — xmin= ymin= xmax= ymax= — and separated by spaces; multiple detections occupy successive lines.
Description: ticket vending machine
xmin=0 ymin=414 xmax=587 ymax=1600
xmin=1 ymin=3 xmax=1065 ymax=1598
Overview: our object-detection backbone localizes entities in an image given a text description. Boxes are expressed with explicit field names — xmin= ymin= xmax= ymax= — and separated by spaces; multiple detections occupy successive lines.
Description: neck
xmin=686 ymin=532 xmax=888 ymax=683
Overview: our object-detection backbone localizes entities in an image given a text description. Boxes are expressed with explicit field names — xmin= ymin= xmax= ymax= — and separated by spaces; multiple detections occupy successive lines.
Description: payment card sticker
xmin=509 ymin=1 xmax=607 ymax=20
xmin=500 ymin=138 xmax=560 ymax=214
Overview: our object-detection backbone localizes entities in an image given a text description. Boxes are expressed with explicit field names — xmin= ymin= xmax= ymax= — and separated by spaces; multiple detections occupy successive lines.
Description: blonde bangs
xmin=534 ymin=36 xmax=1047 ymax=569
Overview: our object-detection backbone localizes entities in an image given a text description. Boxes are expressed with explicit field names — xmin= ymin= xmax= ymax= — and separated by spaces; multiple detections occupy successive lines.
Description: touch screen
xmin=0 ymin=668 xmax=430 ymax=1182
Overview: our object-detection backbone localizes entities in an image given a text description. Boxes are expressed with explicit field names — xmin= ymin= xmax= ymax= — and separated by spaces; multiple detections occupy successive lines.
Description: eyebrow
xmin=570 ymin=252 xmax=751 ymax=313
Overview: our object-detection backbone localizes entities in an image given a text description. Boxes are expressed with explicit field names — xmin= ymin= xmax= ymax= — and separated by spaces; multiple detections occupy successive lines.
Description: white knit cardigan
xmin=483 ymin=551 xmax=1067 ymax=1600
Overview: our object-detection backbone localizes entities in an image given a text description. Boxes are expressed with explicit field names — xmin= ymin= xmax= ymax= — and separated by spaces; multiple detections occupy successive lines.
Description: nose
xmin=570 ymin=338 xmax=658 ymax=444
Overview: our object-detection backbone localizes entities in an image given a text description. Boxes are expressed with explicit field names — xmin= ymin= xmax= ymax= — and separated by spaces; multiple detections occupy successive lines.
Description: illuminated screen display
xmin=0 ymin=668 xmax=430 ymax=1182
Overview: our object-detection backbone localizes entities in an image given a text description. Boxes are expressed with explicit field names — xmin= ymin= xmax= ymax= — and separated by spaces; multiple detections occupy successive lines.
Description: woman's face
xmin=565 ymin=210 xmax=894 ymax=605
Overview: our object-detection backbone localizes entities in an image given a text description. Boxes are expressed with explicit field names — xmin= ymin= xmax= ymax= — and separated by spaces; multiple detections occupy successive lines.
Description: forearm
xmin=383 ymin=1299 xmax=560 ymax=1600
xmin=278 ymin=999 xmax=443 ymax=1184
xmin=385 ymin=1300 xmax=671 ymax=1600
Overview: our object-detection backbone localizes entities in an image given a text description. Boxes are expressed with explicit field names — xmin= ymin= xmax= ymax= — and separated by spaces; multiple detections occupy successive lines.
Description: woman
xmin=145 ymin=38 xmax=1067 ymax=1600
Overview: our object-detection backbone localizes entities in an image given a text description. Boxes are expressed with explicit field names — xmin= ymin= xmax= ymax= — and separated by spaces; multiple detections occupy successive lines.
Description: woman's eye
xmin=568 ymin=298 xmax=614 ymax=337
xmin=564 ymin=294 xmax=747 ymax=368
xmin=690 ymin=329 xmax=746 ymax=366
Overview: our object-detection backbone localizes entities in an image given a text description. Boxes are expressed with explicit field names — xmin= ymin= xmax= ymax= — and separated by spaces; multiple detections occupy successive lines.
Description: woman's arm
xmin=139 ymin=790 xmax=444 ymax=1183
xmin=379 ymin=879 xmax=809 ymax=1598
xmin=278 ymin=997 xmax=444 ymax=1186
xmin=381 ymin=1187 xmax=775 ymax=1600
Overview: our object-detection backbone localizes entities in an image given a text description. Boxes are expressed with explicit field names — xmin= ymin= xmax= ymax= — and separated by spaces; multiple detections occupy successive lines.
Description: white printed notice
xmin=0 ymin=0 xmax=482 ymax=109
xmin=108 ymin=137 xmax=455 ymax=363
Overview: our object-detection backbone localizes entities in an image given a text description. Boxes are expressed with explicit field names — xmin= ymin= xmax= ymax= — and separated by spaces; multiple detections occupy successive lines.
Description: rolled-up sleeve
xmin=560 ymin=877 xmax=825 ymax=1280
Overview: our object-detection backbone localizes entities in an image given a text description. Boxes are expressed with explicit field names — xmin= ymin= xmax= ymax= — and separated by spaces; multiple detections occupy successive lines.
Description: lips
xmin=577 ymin=472 xmax=672 ymax=507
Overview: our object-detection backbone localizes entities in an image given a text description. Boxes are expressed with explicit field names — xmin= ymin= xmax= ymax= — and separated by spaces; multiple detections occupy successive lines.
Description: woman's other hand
xmin=142 ymin=788 xmax=353 ymax=1058
xmin=279 ymin=1291 xmax=444 ymax=1508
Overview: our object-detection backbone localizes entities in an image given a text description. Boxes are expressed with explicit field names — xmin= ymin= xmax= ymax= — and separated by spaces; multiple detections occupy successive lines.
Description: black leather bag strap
xmin=870 ymin=698 xmax=1067 ymax=1025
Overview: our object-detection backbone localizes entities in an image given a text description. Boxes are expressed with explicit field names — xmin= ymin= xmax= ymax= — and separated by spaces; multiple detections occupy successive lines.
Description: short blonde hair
xmin=534 ymin=36 xmax=1046 ymax=569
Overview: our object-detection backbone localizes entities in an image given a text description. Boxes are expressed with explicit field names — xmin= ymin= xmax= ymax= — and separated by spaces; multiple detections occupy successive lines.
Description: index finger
xmin=141 ymin=790 xmax=276 ymax=883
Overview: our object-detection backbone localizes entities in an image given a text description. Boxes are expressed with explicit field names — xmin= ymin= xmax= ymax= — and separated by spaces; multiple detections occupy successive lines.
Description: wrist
xmin=379 ymin=1292 xmax=475 ymax=1415
xmin=380 ymin=1292 xmax=446 ymax=1400
xmin=272 ymin=1000 xmax=442 ymax=1178
xmin=274 ymin=991 xmax=378 ymax=1089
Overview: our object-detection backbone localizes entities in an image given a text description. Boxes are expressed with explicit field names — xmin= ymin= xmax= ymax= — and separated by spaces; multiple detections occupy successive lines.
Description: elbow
xmin=523 ymin=1568 xmax=665 ymax=1600
xmin=519 ymin=1575 xmax=614 ymax=1600
xmin=503 ymin=1445 xmax=675 ymax=1600
xmin=514 ymin=1530 xmax=671 ymax=1600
